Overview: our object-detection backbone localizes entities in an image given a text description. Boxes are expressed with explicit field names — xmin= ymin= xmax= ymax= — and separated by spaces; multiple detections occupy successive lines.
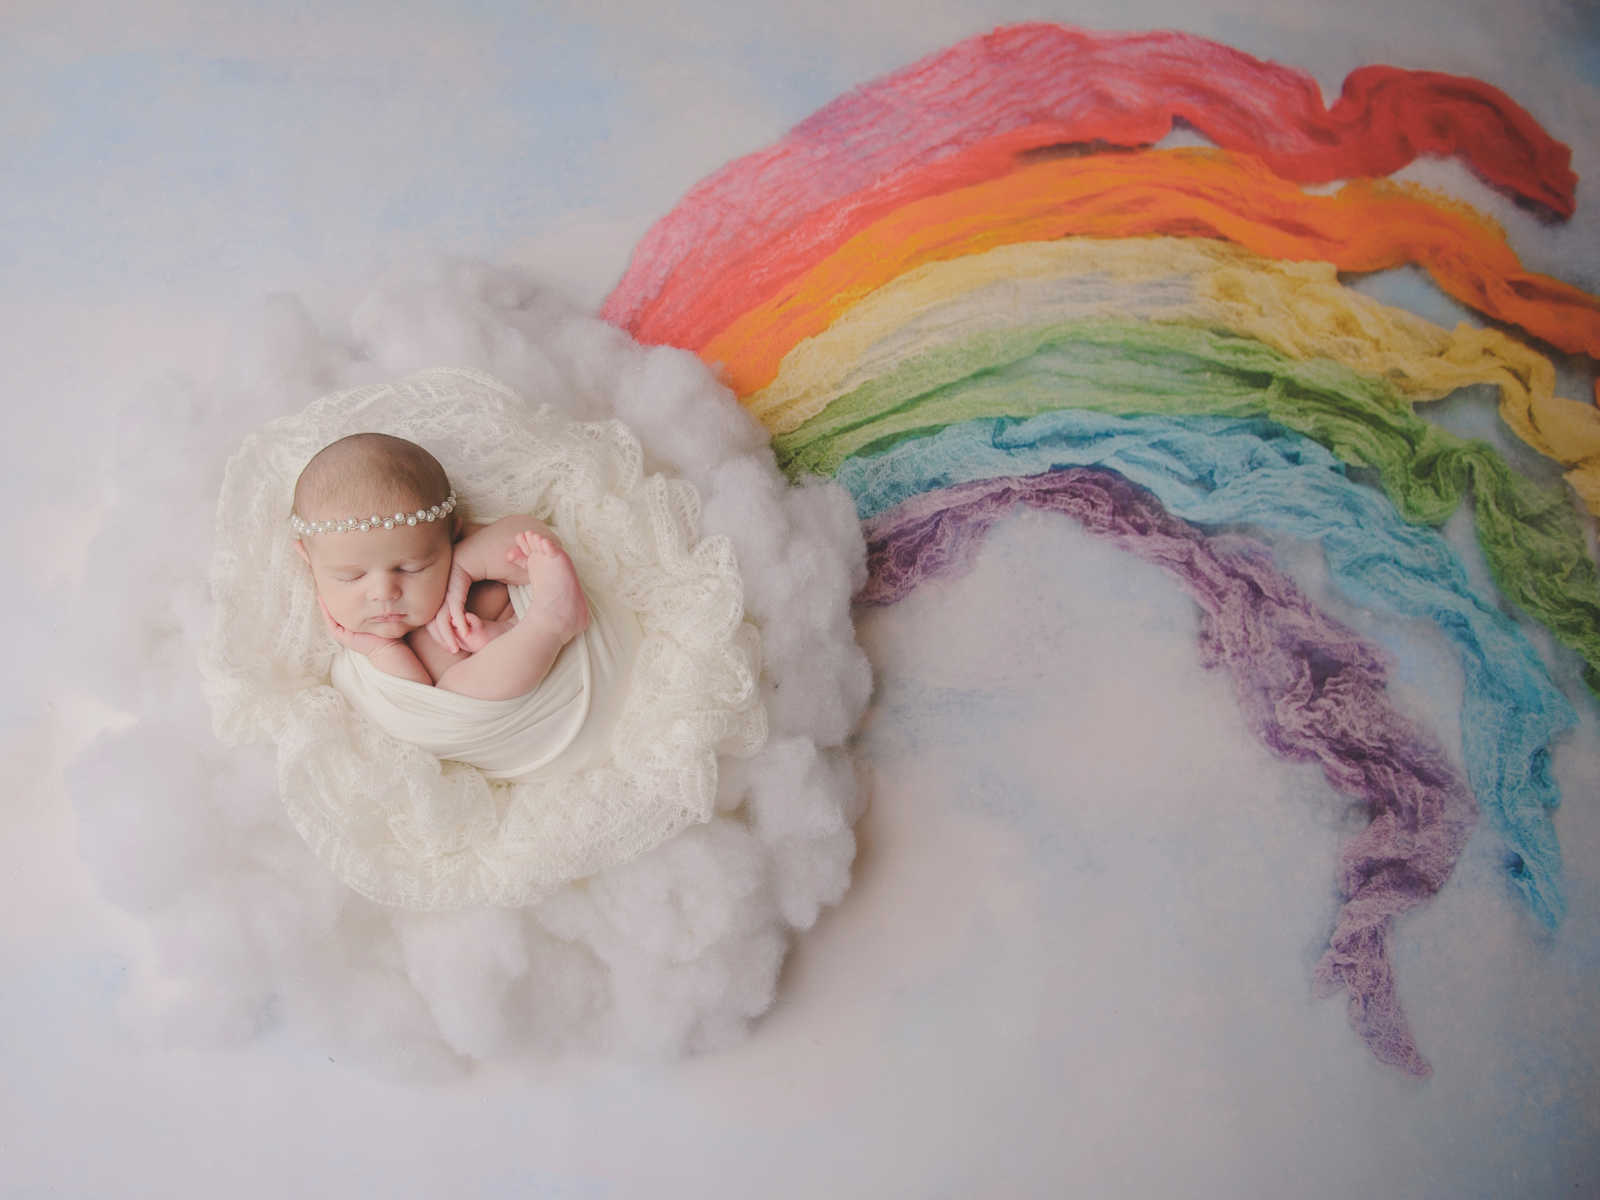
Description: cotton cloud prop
xmin=67 ymin=262 xmax=870 ymax=1071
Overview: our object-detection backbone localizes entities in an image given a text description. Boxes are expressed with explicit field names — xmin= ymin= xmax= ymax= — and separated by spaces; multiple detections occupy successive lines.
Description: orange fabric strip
xmin=696 ymin=149 xmax=1600 ymax=403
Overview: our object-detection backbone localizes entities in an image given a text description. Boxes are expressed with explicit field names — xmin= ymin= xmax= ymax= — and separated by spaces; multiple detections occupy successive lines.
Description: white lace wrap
xmin=330 ymin=580 xmax=640 ymax=781
xmin=202 ymin=367 xmax=767 ymax=910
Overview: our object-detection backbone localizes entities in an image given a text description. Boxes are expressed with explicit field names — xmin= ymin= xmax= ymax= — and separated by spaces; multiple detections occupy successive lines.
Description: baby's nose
xmin=372 ymin=573 xmax=403 ymax=600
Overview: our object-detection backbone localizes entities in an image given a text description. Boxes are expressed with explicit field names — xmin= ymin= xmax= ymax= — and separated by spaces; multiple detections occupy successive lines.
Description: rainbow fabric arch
xmin=605 ymin=25 xmax=1600 ymax=1078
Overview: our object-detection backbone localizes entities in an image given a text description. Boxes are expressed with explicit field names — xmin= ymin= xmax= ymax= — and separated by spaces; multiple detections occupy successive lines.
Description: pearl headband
xmin=290 ymin=490 xmax=458 ymax=537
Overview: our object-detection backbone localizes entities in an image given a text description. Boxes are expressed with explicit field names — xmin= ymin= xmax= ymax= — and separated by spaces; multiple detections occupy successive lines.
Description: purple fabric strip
xmin=861 ymin=468 xmax=1476 ymax=1077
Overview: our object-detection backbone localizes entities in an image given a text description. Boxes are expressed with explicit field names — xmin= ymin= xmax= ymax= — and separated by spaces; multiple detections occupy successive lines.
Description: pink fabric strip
xmin=603 ymin=23 xmax=1576 ymax=340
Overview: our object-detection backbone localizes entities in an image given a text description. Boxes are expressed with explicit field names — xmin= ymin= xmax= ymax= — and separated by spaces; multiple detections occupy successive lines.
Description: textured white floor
xmin=4 ymin=2 xmax=1598 ymax=1196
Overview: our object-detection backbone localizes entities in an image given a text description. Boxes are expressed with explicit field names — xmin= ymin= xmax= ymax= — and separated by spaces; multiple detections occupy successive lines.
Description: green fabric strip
xmin=774 ymin=319 xmax=1600 ymax=692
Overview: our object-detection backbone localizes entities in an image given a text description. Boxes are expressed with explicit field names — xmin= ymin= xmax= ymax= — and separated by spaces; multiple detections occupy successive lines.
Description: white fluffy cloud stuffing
xmin=64 ymin=258 xmax=872 ymax=1076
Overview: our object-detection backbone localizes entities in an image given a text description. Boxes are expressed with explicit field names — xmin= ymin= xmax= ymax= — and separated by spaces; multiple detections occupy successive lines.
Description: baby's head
xmin=291 ymin=433 xmax=459 ymax=638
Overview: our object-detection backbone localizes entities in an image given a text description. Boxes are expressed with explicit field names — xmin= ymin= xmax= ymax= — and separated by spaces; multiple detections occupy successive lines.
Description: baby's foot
xmin=513 ymin=529 xmax=590 ymax=641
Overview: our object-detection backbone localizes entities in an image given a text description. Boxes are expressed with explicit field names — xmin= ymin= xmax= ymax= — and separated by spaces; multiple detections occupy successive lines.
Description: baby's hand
xmin=318 ymin=597 xmax=399 ymax=656
xmin=451 ymin=610 xmax=505 ymax=653
xmin=425 ymin=560 xmax=475 ymax=654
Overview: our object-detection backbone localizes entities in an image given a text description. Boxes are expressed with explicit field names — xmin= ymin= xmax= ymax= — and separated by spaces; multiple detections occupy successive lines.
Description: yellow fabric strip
xmin=749 ymin=237 xmax=1600 ymax=511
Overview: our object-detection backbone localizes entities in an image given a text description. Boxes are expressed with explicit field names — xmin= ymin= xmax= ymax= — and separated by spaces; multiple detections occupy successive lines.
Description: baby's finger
xmin=429 ymin=611 xmax=457 ymax=654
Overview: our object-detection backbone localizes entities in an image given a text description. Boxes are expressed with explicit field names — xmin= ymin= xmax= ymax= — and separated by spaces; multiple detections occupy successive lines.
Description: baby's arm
xmin=434 ymin=529 xmax=590 ymax=700
xmin=454 ymin=516 xmax=546 ymax=586
xmin=427 ymin=516 xmax=547 ymax=654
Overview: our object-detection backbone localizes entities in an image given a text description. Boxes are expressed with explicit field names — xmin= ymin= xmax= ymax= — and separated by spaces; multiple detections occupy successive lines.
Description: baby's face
xmin=299 ymin=520 xmax=454 ymax=638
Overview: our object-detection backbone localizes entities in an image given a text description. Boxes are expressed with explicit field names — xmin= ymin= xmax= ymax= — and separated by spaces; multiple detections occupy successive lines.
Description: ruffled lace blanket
xmin=203 ymin=368 xmax=767 ymax=910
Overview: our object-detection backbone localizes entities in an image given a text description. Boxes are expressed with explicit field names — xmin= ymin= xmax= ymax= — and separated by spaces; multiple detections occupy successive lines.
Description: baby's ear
xmin=292 ymin=539 xmax=309 ymax=564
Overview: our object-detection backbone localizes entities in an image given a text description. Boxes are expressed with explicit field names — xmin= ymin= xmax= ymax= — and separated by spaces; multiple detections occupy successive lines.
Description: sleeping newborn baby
xmin=292 ymin=432 xmax=636 ymax=780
